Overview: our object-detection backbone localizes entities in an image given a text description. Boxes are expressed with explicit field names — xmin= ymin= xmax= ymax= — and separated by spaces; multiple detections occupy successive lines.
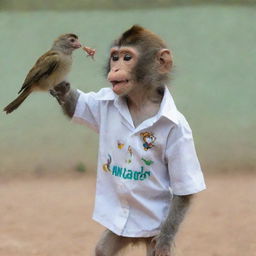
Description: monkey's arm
xmin=50 ymin=81 xmax=79 ymax=118
xmin=152 ymin=194 xmax=193 ymax=255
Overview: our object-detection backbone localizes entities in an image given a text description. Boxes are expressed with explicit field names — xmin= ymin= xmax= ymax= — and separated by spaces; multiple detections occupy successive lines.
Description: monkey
xmin=3 ymin=33 xmax=81 ymax=114
xmin=50 ymin=25 xmax=206 ymax=256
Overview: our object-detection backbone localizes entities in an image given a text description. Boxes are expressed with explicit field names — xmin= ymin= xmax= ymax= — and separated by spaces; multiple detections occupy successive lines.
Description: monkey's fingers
xmin=54 ymin=81 xmax=70 ymax=94
xmin=49 ymin=89 xmax=64 ymax=105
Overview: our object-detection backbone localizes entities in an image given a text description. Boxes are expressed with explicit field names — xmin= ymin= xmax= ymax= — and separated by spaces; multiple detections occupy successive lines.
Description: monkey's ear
xmin=157 ymin=49 xmax=173 ymax=73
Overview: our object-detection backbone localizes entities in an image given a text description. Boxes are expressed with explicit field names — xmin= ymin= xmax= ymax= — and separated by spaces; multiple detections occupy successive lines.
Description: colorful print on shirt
xmin=117 ymin=140 xmax=125 ymax=149
xmin=112 ymin=165 xmax=150 ymax=181
xmin=102 ymin=154 xmax=112 ymax=172
xmin=126 ymin=146 xmax=133 ymax=164
xmin=103 ymin=152 xmax=151 ymax=181
xmin=140 ymin=132 xmax=156 ymax=151
xmin=141 ymin=158 xmax=154 ymax=166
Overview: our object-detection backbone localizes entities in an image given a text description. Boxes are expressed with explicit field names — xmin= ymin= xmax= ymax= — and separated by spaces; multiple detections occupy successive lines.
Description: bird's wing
xmin=19 ymin=51 xmax=60 ymax=94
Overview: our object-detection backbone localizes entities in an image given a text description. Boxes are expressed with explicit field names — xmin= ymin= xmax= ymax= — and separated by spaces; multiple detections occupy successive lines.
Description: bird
xmin=3 ymin=33 xmax=81 ymax=114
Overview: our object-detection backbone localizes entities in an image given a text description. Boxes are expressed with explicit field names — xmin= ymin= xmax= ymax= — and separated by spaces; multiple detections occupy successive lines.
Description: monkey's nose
xmin=113 ymin=67 xmax=120 ymax=72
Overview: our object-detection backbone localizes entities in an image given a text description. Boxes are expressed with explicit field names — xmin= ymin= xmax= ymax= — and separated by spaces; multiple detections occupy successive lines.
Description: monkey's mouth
xmin=111 ymin=80 xmax=129 ymax=87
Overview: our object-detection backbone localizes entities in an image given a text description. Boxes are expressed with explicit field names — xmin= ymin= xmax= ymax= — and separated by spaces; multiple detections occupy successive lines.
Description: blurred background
xmin=1 ymin=0 xmax=255 ymax=176
xmin=0 ymin=2 xmax=256 ymax=256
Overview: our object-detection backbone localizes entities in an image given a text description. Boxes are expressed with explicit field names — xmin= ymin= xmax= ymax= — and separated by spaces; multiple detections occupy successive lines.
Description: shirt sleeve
xmin=165 ymin=117 xmax=206 ymax=195
xmin=71 ymin=89 xmax=101 ymax=133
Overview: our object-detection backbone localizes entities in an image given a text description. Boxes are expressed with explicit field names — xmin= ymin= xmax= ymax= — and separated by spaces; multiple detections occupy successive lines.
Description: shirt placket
xmin=114 ymin=98 xmax=134 ymax=131
xmin=116 ymin=181 xmax=130 ymax=234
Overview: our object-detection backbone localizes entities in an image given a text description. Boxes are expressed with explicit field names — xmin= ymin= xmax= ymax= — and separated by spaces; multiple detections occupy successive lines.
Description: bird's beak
xmin=73 ymin=41 xmax=82 ymax=49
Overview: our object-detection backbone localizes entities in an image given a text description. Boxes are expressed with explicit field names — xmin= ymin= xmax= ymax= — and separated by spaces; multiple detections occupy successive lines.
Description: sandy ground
xmin=0 ymin=173 xmax=255 ymax=256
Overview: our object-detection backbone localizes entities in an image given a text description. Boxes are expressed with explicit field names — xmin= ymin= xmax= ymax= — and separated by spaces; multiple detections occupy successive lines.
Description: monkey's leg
xmin=145 ymin=238 xmax=155 ymax=256
xmin=95 ymin=229 xmax=131 ymax=256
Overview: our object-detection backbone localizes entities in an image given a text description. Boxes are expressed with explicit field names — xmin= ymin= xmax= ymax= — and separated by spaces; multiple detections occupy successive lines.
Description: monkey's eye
xmin=112 ymin=55 xmax=119 ymax=61
xmin=123 ymin=54 xmax=132 ymax=61
xmin=70 ymin=38 xmax=75 ymax=43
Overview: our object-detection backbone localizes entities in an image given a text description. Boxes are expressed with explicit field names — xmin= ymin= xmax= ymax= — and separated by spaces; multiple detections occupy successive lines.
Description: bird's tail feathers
xmin=18 ymin=83 xmax=28 ymax=94
xmin=4 ymin=88 xmax=31 ymax=114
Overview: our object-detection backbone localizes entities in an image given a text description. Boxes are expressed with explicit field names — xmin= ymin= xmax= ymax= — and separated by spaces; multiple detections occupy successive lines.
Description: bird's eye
xmin=124 ymin=54 xmax=132 ymax=61
xmin=70 ymin=38 xmax=75 ymax=43
xmin=112 ymin=55 xmax=119 ymax=61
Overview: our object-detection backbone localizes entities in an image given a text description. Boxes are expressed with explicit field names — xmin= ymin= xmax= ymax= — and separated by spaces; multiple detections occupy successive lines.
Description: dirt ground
xmin=0 ymin=172 xmax=255 ymax=256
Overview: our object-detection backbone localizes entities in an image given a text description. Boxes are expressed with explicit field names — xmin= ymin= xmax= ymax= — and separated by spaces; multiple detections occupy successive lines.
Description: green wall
xmin=0 ymin=5 xmax=255 ymax=174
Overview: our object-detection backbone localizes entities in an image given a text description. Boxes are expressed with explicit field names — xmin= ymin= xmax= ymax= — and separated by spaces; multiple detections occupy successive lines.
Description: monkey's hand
xmin=50 ymin=81 xmax=79 ymax=118
xmin=149 ymin=195 xmax=192 ymax=256
xmin=49 ymin=81 xmax=71 ymax=105
xmin=150 ymin=234 xmax=172 ymax=256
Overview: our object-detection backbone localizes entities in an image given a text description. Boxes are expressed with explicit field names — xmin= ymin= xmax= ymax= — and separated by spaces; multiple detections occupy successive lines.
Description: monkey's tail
xmin=3 ymin=88 xmax=31 ymax=114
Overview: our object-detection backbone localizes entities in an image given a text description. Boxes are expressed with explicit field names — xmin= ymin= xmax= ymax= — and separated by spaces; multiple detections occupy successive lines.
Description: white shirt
xmin=72 ymin=86 xmax=206 ymax=237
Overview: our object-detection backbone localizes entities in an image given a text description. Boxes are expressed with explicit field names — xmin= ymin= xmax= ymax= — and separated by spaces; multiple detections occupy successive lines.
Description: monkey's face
xmin=107 ymin=47 xmax=139 ymax=96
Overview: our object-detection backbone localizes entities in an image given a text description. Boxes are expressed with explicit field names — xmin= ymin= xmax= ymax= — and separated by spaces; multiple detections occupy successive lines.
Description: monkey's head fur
xmin=115 ymin=25 xmax=167 ymax=50
xmin=107 ymin=25 xmax=173 ymax=98
xmin=52 ymin=33 xmax=81 ymax=54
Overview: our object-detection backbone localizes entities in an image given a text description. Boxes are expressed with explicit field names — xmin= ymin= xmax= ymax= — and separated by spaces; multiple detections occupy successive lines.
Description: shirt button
xmin=118 ymin=183 xmax=124 ymax=189
xmin=123 ymin=208 xmax=129 ymax=215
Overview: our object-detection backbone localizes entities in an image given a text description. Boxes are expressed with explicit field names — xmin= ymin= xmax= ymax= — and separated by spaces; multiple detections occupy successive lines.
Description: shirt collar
xmin=157 ymin=86 xmax=179 ymax=125
xmin=96 ymin=86 xmax=179 ymax=126
xmin=93 ymin=87 xmax=116 ymax=100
